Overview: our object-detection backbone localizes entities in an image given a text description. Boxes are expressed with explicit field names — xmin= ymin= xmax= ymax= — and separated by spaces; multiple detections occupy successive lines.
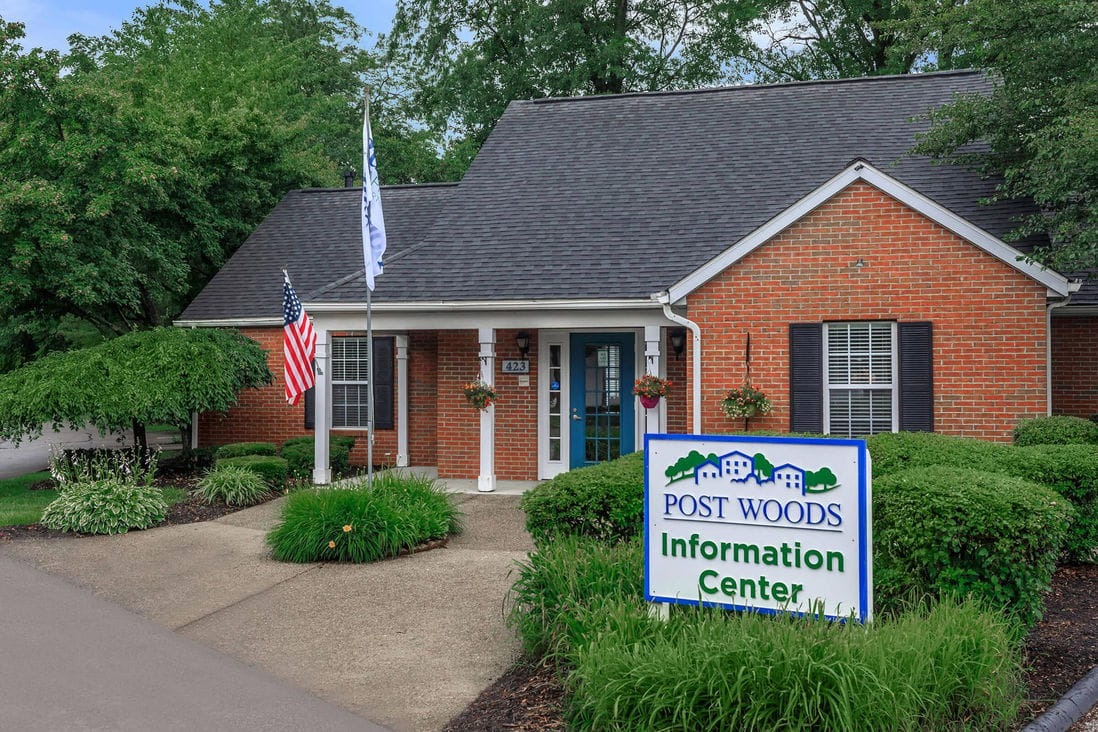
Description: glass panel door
xmin=569 ymin=333 xmax=635 ymax=468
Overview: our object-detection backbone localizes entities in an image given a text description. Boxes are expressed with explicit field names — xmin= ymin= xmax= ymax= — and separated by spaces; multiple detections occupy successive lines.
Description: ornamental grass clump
xmin=267 ymin=472 xmax=461 ymax=563
xmin=197 ymin=464 xmax=270 ymax=506
xmin=566 ymin=598 xmax=1022 ymax=732
xmin=40 ymin=477 xmax=168 ymax=534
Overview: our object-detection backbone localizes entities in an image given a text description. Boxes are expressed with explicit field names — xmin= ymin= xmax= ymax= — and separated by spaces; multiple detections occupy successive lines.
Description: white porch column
xmin=478 ymin=328 xmax=496 ymax=493
xmin=643 ymin=326 xmax=664 ymax=434
xmin=312 ymin=331 xmax=331 ymax=486
xmin=396 ymin=334 xmax=410 ymax=467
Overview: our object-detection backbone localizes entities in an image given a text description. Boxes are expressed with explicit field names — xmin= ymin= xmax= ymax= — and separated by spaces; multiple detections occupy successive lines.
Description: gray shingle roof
xmin=178 ymin=183 xmax=456 ymax=321
xmin=183 ymin=70 xmax=1074 ymax=320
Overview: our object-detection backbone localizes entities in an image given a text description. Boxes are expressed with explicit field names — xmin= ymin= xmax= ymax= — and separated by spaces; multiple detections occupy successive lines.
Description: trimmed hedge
xmin=214 ymin=442 xmax=277 ymax=459
xmin=873 ymin=466 xmax=1073 ymax=625
xmin=1014 ymin=415 xmax=1098 ymax=446
xmin=521 ymin=451 xmax=644 ymax=546
xmin=215 ymin=455 xmax=289 ymax=489
xmin=280 ymin=435 xmax=355 ymax=480
xmin=865 ymin=431 xmax=1006 ymax=476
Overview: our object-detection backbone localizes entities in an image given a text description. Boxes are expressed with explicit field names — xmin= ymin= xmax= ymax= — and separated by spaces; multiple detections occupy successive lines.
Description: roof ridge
xmin=297 ymin=182 xmax=460 ymax=194
xmin=528 ymin=69 xmax=984 ymax=106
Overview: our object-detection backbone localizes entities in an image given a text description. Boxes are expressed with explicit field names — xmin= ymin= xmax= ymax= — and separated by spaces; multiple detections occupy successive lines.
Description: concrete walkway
xmin=1 ymin=493 xmax=534 ymax=731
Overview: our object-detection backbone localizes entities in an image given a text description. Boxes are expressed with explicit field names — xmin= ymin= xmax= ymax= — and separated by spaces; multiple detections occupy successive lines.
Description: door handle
xmin=571 ymin=408 xmax=581 ymax=421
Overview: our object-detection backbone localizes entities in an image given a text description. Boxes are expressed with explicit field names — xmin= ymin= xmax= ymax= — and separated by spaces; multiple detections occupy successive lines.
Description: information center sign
xmin=645 ymin=434 xmax=872 ymax=622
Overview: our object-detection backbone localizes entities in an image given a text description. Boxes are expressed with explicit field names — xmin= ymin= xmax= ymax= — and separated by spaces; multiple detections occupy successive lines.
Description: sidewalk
xmin=1 ymin=492 xmax=534 ymax=731
xmin=0 ymin=554 xmax=383 ymax=732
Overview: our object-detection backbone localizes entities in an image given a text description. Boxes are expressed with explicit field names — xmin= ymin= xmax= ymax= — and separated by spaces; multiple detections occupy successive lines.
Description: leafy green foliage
xmin=866 ymin=431 xmax=1005 ymax=476
xmin=0 ymin=327 xmax=271 ymax=445
xmin=894 ymin=0 xmax=1098 ymax=271
xmin=388 ymin=0 xmax=771 ymax=151
xmin=521 ymin=452 xmax=644 ymax=547
xmin=49 ymin=446 xmax=158 ymax=487
xmin=267 ymin=472 xmax=461 ymax=563
xmin=39 ymin=477 xmax=168 ymax=534
xmin=214 ymin=442 xmax=278 ymax=459
xmin=197 ymin=463 xmax=270 ymax=507
xmin=873 ymin=466 xmax=1073 ymax=624
xmin=280 ymin=435 xmax=354 ymax=480
xmin=567 ymin=599 xmax=1022 ymax=731
xmin=1013 ymin=415 xmax=1098 ymax=447
xmin=0 ymin=471 xmax=55 ymax=527
xmin=508 ymin=535 xmax=644 ymax=659
xmin=215 ymin=455 xmax=288 ymax=489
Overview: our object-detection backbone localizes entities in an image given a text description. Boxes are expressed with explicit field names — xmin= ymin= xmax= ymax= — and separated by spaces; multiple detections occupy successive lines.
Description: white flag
xmin=362 ymin=96 xmax=387 ymax=291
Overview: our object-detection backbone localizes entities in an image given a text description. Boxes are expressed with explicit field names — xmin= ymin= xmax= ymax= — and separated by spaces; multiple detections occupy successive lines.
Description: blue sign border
xmin=643 ymin=433 xmax=871 ymax=623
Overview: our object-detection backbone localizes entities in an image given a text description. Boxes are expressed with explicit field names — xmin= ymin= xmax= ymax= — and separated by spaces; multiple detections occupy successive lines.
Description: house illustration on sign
xmin=692 ymin=451 xmax=825 ymax=496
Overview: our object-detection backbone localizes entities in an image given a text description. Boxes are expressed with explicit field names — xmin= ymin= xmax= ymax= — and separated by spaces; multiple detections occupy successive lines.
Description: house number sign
xmin=502 ymin=359 xmax=530 ymax=374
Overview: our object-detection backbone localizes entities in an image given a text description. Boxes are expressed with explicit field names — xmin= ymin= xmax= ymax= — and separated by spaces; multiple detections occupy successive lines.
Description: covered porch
xmin=306 ymin=301 xmax=698 ymax=489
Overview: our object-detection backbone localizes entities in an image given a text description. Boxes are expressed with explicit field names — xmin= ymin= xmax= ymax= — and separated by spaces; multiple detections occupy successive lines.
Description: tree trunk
xmin=180 ymin=423 xmax=193 ymax=456
xmin=132 ymin=419 xmax=148 ymax=454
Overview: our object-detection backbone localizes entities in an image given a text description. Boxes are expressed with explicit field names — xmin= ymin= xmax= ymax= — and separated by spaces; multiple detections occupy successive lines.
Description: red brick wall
xmin=685 ymin=181 xmax=1049 ymax=441
xmin=409 ymin=331 xmax=438 ymax=466
xmin=665 ymin=337 xmax=689 ymax=434
xmin=435 ymin=329 xmax=539 ymax=480
xmin=198 ymin=327 xmax=401 ymax=465
xmin=1052 ymin=316 xmax=1098 ymax=419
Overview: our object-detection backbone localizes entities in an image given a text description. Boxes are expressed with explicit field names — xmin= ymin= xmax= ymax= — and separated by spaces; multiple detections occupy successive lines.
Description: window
xmin=824 ymin=322 xmax=897 ymax=437
xmin=789 ymin=321 xmax=933 ymax=436
xmin=322 ymin=336 xmax=394 ymax=430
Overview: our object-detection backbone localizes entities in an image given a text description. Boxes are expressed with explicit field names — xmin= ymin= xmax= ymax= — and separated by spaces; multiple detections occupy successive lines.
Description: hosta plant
xmin=40 ymin=478 xmax=168 ymax=534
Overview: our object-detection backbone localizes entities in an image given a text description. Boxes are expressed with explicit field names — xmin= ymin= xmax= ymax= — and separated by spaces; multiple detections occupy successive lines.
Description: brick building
xmin=177 ymin=71 xmax=1095 ymax=487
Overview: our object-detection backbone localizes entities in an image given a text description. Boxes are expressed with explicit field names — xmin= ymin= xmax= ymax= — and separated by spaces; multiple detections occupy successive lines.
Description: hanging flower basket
xmin=721 ymin=384 xmax=772 ymax=420
xmin=462 ymin=379 xmax=498 ymax=411
xmin=634 ymin=374 xmax=671 ymax=409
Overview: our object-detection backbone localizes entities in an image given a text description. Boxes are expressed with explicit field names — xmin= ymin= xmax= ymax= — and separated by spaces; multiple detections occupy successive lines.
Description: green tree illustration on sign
xmin=665 ymin=451 xmax=718 ymax=484
xmin=753 ymin=452 xmax=774 ymax=479
xmin=804 ymin=467 xmax=839 ymax=493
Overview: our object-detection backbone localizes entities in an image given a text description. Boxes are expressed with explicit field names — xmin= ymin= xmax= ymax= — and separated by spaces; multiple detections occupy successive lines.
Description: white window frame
xmin=330 ymin=335 xmax=371 ymax=431
xmin=822 ymin=321 xmax=899 ymax=437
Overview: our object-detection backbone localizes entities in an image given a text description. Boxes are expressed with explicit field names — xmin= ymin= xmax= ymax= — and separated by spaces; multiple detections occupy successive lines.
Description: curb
xmin=1022 ymin=665 xmax=1098 ymax=732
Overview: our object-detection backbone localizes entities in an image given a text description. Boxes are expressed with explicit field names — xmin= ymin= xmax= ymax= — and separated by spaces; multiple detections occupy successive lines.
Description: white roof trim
xmin=174 ymin=317 xmax=282 ymax=328
xmin=303 ymin=297 xmax=661 ymax=313
xmin=666 ymin=160 xmax=1071 ymax=302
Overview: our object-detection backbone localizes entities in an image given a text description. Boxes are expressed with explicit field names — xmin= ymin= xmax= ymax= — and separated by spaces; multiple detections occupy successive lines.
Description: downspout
xmin=1046 ymin=282 xmax=1081 ymax=415
xmin=657 ymin=292 xmax=702 ymax=434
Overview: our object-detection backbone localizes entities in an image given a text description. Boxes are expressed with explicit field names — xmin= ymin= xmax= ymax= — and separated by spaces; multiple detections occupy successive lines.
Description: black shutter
xmin=372 ymin=337 xmax=395 ymax=430
xmin=303 ymin=385 xmax=315 ymax=430
xmin=789 ymin=324 xmax=824 ymax=433
xmin=898 ymin=321 xmax=934 ymax=432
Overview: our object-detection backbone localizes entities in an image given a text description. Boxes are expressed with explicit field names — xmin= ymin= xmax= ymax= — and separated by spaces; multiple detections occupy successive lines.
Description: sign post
xmin=645 ymin=434 xmax=872 ymax=622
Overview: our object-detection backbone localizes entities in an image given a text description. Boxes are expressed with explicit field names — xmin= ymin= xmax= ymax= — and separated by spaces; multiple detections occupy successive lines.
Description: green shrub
xmin=566 ymin=599 xmax=1022 ymax=732
xmin=50 ymin=445 xmax=159 ymax=486
xmin=280 ymin=436 xmax=354 ymax=480
xmin=267 ymin=471 xmax=461 ymax=563
xmin=214 ymin=442 xmax=277 ymax=459
xmin=1000 ymin=444 xmax=1098 ymax=561
xmin=1014 ymin=415 xmax=1098 ymax=446
xmin=521 ymin=452 xmax=644 ymax=546
xmin=508 ymin=535 xmax=644 ymax=658
xmin=197 ymin=464 xmax=270 ymax=506
xmin=215 ymin=455 xmax=288 ymax=489
xmin=40 ymin=478 xmax=168 ymax=534
xmin=865 ymin=431 xmax=1006 ymax=476
xmin=873 ymin=466 xmax=1073 ymax=624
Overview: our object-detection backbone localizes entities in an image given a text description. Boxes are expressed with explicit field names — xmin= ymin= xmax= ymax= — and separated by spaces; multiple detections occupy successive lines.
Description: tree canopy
xmin=0 ymin=327 xmax=272 ymax=450
xmin=387 ymin=0 xmax=775 ymax=147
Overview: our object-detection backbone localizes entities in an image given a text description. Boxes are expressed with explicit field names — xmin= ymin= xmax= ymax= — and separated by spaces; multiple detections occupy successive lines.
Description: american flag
xmin=283 ymin=272 xmax=316 ymax=405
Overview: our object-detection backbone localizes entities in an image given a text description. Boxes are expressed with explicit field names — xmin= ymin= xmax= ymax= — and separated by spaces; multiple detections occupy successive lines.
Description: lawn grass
xmin=0 ymin=471 xmax=56 ymax=526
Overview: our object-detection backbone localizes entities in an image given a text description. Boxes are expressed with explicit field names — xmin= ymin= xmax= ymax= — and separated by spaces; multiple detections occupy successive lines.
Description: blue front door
xmin=569 ymin=333 xmax=635 ymax=468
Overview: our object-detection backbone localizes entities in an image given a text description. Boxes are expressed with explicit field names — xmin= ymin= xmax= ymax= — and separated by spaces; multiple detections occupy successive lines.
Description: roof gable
xmin=667 ymin=160 xmax=1070 ymax=301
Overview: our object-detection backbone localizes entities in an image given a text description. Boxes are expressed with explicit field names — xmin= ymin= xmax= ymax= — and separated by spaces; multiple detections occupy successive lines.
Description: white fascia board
xmin=667 ymin=160 xmax=1071 ymax=301
xmin=174 ymin=317 xmax=282 ymax=328
xmin=302 ymin=298 xmax=659 ymax=312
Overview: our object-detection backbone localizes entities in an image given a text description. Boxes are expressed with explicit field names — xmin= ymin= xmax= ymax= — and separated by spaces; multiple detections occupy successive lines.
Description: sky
xmin=0 ymin=0 xmax=398 ymax=52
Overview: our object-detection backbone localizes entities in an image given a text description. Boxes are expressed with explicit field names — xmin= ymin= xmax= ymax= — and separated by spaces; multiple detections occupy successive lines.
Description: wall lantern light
xmin=853 ymin=257 xmax=866 ymax=268
xmin=516 ymin=332 xmax=530 ymax=358
xmin=669 ymin=328 xmax=686 ymax=358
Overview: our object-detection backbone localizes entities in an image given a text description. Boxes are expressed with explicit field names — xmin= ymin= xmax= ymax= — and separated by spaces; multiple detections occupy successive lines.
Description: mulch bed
xmin=445 ymin=564 xmax=1098 ymax=731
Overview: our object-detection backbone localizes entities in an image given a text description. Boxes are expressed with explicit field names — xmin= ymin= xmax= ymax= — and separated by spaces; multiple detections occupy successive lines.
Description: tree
xmin=0 ymin=3 xmax=449 ymax=370
xmin=893 ymin=0 xmax=1098 ymax=271
xmin=0 ymin=327 xmax=272 ymax=452
xmin=737 ymin=0 xmax=925 ymax=81
xmin=387 ymin=0 xmax=775 ymax=151
xmin=753 ymin=452 xmax=774 ymax=479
